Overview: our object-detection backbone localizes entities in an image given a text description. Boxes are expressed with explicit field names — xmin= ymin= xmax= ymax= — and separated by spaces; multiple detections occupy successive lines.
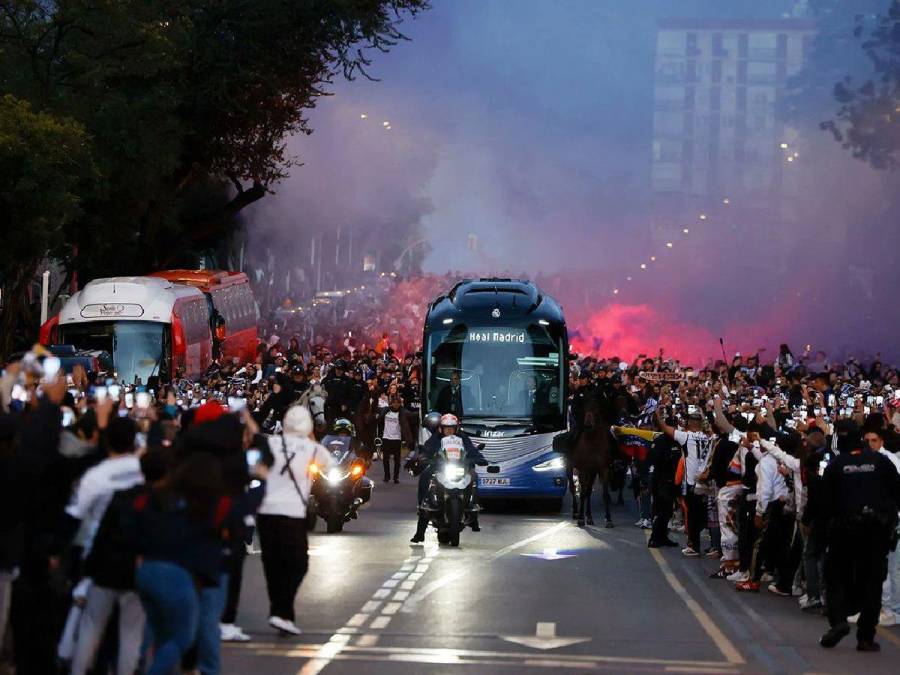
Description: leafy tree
xmin=0 ymin=94 xmax=96 ymax=355
xmin=820 ymin=0 xmax=900 ymax=169
xmin=0 ymin=0 xmax=428 ymax=351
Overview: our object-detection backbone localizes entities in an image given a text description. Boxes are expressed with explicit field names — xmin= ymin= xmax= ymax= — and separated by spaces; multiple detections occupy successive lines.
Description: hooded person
xmin=255 ymin=405 xmax=332 ymax=636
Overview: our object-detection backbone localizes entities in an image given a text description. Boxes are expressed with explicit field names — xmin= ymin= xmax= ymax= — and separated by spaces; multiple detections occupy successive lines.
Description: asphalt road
xmin=223 ymin=471 xmax=900 ymax=674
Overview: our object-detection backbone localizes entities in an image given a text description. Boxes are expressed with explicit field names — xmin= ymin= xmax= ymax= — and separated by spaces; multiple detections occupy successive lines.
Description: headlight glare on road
xmin=532 ymin=456 xmax=566 ymax=472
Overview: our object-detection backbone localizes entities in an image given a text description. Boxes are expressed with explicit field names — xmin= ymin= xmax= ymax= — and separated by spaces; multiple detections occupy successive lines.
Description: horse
xmin=568 ymin=398 xmax=619 ymax=528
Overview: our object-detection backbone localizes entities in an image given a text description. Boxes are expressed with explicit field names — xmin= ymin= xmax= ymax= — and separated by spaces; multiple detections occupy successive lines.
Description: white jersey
xmin=674 ymin=430 xmax=713 ymax=487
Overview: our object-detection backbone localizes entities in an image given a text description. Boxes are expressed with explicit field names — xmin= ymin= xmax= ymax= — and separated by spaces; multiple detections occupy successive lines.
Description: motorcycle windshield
xmin=322 ymin=435 xmax=353 ymax=464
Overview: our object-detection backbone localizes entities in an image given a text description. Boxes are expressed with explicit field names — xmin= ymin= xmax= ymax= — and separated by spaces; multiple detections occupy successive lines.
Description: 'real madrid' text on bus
xmin=420 ymin=278 xmax=570 ymax=506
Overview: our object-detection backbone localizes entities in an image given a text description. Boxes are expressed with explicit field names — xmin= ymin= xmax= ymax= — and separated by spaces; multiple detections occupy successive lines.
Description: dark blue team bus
xmin=420 ymin=279 xmax=569 ymax=506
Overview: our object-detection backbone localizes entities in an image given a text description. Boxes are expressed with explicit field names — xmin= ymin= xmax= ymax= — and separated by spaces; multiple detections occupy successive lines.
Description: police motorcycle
xmin=308 ymin=419 xmax=374 ymax=533
xmin=408 ymin=412 xmax=489 ymax=547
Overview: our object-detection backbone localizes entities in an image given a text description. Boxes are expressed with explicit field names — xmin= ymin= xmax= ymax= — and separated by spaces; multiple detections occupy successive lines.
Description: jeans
xmin=883 ymin=542 xmax=900 ymax=615
xmin=71 ymin=585 xmax=145 ymax=675
xmin=803 ymin=525 xmax=825 ymax=600
xmin=137 ymin=561 xmax=199 ymax=675
xmin=196 ymin=574 xmax=227 ymax=675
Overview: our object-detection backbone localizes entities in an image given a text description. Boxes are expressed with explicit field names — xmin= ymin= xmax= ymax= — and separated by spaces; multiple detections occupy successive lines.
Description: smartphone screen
xmin=246 ymin=449 xmax=262 ymax=467
xmin=108 ymin=384 xmax=121 ymax=399
xmin=228 ymin=397 xmax=247 ymax=413
xmin=94 ymin=386 xmax=108 ymax=402
xmin=43 ymin=356 xmax=61 ymax=380
xmin=125 ymin=392 xmax=134 ymax=409
xmin=136 ymin=392 xmax=151 ymax=409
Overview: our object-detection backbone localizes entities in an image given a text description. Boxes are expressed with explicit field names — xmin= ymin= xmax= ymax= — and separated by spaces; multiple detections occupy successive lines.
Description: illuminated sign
xmin=467 ymin=330 xmax=526 ymax=344
xmin=81 ymin=303 xmax=144 ymax=319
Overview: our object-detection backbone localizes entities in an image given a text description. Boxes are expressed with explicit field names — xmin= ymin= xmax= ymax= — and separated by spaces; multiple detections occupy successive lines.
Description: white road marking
xmin=648 ymin=546 xmax=744 ymax=665
xmin=361 ymin=601 xmax=382 ymax=613
xmin=372 ymin=589 xmax=391 ymax=599
xmin=381 ymin=579 xmax=399 ymax=588
xmin=345 ymin=613 xmax=370 ymax=628
xmin=399 ymin=580 xmax=416 ymax=590
xmin=407 ymin=572 xmax=423 ymax=581
xmin=356 ymin=634 xmax=379 ymax=647
xmin=500 ymin=622 xmax=591 ymax=650
xmin=392 ymin=590 xmax=410 ymax=601
xmin=404 ymin=523 xmax=569 ymax=612
xmin=520 ymin=547 xmax=576 ymax=561
xmin=381 ymin=602 xmax=402 ymax=615
xmin=370 ymin=616 xmax=391 ymax=629
xmin=391 ymin=571 xmax=408 ymax=580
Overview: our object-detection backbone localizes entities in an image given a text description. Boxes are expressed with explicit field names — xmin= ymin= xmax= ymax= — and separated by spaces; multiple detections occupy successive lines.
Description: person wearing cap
xmin=656 ymin=405 xmax=713 ymax=557
xmin=812 ymin=419 xmax=900 ymax=651
xmin=409 ymin=414 xmax=487 ymax=543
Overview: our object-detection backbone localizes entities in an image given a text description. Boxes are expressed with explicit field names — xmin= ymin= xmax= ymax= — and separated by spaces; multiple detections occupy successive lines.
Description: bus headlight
xmin=443 ymin=465 xmax=466 ymax=482
xmin=532 ymin=456 xmax=565 ymax=472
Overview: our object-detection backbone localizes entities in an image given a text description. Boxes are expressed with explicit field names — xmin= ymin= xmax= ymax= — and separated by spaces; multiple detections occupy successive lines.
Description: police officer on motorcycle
xmin=811 ymin=420 xmax=900 ymax=651
xmin=320 ymin=418 xmax=371 ymax=465
xmin=408 ymin=413 xmax=488 ymax=543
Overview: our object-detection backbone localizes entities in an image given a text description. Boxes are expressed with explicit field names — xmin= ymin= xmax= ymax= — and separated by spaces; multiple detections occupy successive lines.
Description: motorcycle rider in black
xmin=408 ymin=414 xmax=488 ymax=543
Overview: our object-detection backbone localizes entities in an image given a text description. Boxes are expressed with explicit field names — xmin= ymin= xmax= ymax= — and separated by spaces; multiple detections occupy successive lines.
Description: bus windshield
xmin=426 ymin=324 xmax=564 ymax=429
xmin=59 ymin=321 xmax=166 ymax=385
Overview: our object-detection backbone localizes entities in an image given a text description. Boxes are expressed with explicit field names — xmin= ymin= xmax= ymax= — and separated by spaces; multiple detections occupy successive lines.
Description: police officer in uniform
xmin=813 ymin=420 xmax=900 ymax=651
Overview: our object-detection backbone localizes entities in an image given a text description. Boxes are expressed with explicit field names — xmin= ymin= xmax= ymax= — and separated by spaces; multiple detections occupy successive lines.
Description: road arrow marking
xmin=521 ymin=547 xmax=576 ymax=561
xmin=500 ymin=622 xmax=591 ymax=650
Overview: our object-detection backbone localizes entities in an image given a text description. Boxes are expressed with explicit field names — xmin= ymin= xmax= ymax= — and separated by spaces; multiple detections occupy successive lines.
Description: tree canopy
xmin=0 ymin=0 xmax=427 ymax=276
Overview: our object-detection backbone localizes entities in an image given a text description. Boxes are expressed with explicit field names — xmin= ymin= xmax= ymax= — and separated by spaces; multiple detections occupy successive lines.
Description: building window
xmin=712 ymin=32 xmax=725 ymax=57
xmin=738 ymin=34 xmax=748 ymax=59
xmin=747 ymin=61 xmax=777 ymax=84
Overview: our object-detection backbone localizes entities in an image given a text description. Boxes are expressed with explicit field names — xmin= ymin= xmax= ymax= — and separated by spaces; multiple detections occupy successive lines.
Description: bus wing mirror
xmin=486 ymin=465 xmax=500 ymax=474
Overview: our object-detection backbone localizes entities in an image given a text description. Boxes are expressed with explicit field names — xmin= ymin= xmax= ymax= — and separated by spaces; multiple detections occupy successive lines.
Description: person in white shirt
xmin=657 ymin=408 xmax=712 ymax=557
xmin=736 ymin=436 xmax=792 ymax=593
xmin=66 ymin=413 xmax=145 ymax=675
xmin=257 ymin=405 xmax=332 ymax=636
xmin=864 ymin=427 xmax=900 ymax=626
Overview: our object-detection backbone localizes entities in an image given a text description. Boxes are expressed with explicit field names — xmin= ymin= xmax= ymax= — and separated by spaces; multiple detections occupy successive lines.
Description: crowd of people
xmin=1 ymin=324 xmax=899 ymax=674
xmin=567 ymin=345 xmax=900 ymax=651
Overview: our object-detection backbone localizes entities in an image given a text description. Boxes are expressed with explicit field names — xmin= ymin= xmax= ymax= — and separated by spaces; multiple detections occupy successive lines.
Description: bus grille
xmin=473 ymin=432 xmax=560 ymax=465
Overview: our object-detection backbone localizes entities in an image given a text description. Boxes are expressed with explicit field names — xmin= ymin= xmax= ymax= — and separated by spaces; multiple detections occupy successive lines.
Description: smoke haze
xmin=244 ymin=0 xmax=900 ymax=363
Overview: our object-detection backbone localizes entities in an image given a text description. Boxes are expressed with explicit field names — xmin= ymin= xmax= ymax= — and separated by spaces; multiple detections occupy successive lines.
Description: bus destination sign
xmin=467 ymin=329 xmax=526 ymax=344
xmin=81 ymin=303 xmax=145 ymax=319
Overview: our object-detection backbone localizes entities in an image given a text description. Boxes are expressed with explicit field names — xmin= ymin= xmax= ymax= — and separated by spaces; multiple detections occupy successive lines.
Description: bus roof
xmin=425 ymin=278 xmax=564 ymax=327
xmin=58 ymin=276 xmax=205 ymax=325
xmin=149 ymin=269 xmax=249 ymax=291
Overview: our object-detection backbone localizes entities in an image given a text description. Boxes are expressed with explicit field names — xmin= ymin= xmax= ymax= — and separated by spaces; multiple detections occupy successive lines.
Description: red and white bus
xmin=148 ymin=270 xmax=259 ymax=364
xmin=39 ymin=270 xmax=259 ymax=383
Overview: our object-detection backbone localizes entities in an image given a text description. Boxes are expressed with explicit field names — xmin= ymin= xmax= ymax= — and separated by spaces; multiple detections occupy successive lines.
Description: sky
xmin=245 ymin=0 xmax=900 ymax=362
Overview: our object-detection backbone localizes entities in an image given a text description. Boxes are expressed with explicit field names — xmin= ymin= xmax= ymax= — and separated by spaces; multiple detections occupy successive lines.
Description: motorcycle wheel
xmin=447 ymin=496 xmax=462 ymax=547
xmin=326 ymin=514 xmax=344 ymax=534
xmin=437 ymin=530 xmax=450 ymax=545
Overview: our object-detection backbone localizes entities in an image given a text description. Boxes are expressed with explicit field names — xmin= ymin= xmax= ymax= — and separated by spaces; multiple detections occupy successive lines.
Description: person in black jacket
xmin=647 ymin=426 xmax=681 ymax=548
xmin=814 ymin=420 xmax=900 ymax=651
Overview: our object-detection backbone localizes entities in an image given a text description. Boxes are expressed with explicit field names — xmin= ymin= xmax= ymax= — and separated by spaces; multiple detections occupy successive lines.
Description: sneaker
xmin=878 ymin=609 xmax=897 ymax=626
xmin=635 ymin=518 xmax=645 ymax=527
xmin=705 ymin=549 xmax=722 ymax=559
xmin=269 ymin=616 xmax=302 ymax=635
xmin=735 ymin=580 xmax=760 ymax=592
xmin=857 ymin=640 xmax=881 ymax=652
xmin=710 ymin=567 xmax=735 ymax=579
xmin=819 ymin=622 xmax=850 ymax=648
xmin=799 ymin=595 xmax=823 ymax=611
xmin=848 ymin=613 xmax=860 ymax=624
xmin=767 ymin=584 xmax=791 ymax=597
xmin=681 ymin=547 xmax=700 ymax=557
xmin=760 ymin=572 xmax=774 ymax=583
xmin=792 ymin=584 xmax=804 ymax=597
xmin=220 ymin=623 xmax=251 ymax=642
xmin=727 ymin=570 xmax=749 ymax=583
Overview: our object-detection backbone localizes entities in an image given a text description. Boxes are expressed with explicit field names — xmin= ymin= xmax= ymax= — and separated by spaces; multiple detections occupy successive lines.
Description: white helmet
xmin=440 ymin=414 xmax=459 ymax=428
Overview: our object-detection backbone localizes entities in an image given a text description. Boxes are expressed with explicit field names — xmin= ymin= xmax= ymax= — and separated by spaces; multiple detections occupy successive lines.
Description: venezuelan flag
xmin=612 ymin=426 xmax=660 ymax=461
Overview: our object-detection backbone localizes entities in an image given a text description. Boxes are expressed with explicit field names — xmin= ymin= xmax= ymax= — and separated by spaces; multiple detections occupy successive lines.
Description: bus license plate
xmin=480 ymin=477 xmax=510 ymax=486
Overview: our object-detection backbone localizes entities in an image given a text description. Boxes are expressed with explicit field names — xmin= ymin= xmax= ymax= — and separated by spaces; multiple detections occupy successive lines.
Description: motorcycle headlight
xmin=443 ymin=465 xmax=466 ymax=481
xmin=532 ymin=456 xmax=566 ymax=472
xmin=326 ymin=467 xmax=345 ymax=483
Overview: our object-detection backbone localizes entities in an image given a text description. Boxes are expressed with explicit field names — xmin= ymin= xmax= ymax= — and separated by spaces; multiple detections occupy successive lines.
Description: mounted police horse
xmin=553 ymin=397 xmax=620 ymax=528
